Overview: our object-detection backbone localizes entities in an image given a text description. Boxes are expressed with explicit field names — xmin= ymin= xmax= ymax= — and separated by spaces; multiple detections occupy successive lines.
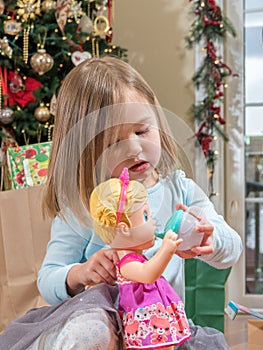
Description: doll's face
xmin=129 ymin=201 xmax=154 ymax=232
xmin=110 ymin=200 xmax=156 ymax=250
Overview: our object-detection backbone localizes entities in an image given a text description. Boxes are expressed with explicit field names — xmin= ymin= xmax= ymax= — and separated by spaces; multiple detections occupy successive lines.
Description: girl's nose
xmin=126 ymin=137 xmax=142 ymax=158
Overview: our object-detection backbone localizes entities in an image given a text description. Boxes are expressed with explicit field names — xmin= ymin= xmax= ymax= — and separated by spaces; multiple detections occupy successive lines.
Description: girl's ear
xmin=116 ymin=222 xmax=130 ymax=236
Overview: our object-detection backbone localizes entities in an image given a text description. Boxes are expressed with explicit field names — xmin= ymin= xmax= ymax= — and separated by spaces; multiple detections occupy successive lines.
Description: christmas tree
xmin=0 ymin=0 xmax=127 ymax=147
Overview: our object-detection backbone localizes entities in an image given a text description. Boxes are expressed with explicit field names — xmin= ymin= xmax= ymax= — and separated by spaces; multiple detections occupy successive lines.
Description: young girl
xmin=89 ymin=167 xmax=191 ymax=349
xmin=0 ymin=57 xmax=242 ymax=350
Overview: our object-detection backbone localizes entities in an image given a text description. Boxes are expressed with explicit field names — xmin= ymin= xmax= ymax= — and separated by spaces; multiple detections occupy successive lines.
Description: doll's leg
xmin=28 ymin=308 xmax=119 ymax=350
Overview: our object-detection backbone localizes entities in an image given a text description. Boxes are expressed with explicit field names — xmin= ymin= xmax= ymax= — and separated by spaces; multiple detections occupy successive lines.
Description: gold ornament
xmin=23 ymin=26 xmax=30 ymax=63
xmin=42 ymin=0 xmax=56 ymax=12
xmin=0 ymin=107 xmax=15 ymax=124
xmin=30 ymin=48 xmax=54 ymax=75
xmin=67 ymin=0 xmax=84 ymax=22
xmin=34 ymin=105 xmax=51 ymax=122
xmin=93 ymin=15 xmax=110 ymax=38
xmin=50 ymin=94 xmax=57 ymax=116
xmin=16 ymin=0 xmax=41 ymax=63
xmin=0 ymin=37 xmax=13 ymax=58
xmin=4 ymin=20 xmax=22 ymax=35
xmin=17 ymin=0 xmax=41 ymax=22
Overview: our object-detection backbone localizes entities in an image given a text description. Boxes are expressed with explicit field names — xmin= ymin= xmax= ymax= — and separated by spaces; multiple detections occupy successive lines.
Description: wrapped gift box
xmin=7 ymin=142 xmax=52 ymax=189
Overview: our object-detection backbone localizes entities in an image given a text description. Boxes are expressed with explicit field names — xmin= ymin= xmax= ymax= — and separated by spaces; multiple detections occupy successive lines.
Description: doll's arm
xmin=120 ymin=231 xmax=182 ymax=284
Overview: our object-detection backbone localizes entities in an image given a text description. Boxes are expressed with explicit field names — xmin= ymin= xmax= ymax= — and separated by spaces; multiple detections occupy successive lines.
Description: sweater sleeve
xmin=178 ymin=172 xmax=243 ymax=269
xmin=37 ymin=214 xmax=97 ymax=305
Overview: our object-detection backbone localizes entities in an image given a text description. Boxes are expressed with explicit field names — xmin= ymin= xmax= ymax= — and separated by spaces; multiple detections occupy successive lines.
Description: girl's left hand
xmin=175 ymin=204 xmax=214 ymax=259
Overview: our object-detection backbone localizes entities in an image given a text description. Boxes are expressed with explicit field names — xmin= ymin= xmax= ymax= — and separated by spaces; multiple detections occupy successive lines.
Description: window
xmin=244 ymin=0 xmax=263 ymax=296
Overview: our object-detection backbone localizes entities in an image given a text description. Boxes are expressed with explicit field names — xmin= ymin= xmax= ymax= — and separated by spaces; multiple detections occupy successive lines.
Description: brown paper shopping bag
xmin=0 ymin=186 xmax=52 ymax=333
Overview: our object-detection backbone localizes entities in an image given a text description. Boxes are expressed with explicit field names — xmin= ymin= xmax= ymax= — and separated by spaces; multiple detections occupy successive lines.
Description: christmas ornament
xmin=95 ymin=0 xmax=108 ymax=12
xmin=0 ymin=0 xmax=4 ymax=15
xmin=48 ymin=124 xmax=54 ymax=141
xmin=93 ymin=15 xmax=110 ymax=38
xmin=50 ymin=94 xmax=57 ymax=116
xmin=16 ymin=0 xmax=41 ymax=22
xmin=41 ymin=0 xmax=56 ymax=12
xmin=71 ymin=50 xmax=92 ymax=66
xmin=4 ymin=20 xmax=21 ymax=35
xmin=7 ymin=71 xmax=42 ymax=108
xmin=68 ymin=0 xmax=84 ymax=22
xmin=34 ymin=105 xmax=51 ymax=122
xmin=0 ymin=37 xmax=13 ymax=58
xmin=56 ymin=0 xmax=69 ymax=33
xmin=9 ymin=72 xmax=24 ymax=93
xmin=0 ymin=107 xmax=14 ymax=124
xmin=79 ymin=15 xmax=94 ymax=34
xmin=30 ymin=48 xmax=54 ymax=75
xmin=17 ymin=0 xmax=41 ymax=63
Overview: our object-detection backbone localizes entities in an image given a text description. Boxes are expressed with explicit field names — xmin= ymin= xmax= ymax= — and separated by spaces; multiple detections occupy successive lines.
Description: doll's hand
xmin=66 ymin=249 xmax=119 ymax=296
xmin=162 ymin=230 xmax=183 ymax=254
xmin=175 ymin=220 xmax=214 ymax=259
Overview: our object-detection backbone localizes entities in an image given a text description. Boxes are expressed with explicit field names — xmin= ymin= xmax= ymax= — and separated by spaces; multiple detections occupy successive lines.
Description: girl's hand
xmin=175 ymin=203 xmax=214 ymax=259
xmin=66 ymin=249 xmax=119 ymax=296
xmin=162 ymin=230 xmax=183 ymax=254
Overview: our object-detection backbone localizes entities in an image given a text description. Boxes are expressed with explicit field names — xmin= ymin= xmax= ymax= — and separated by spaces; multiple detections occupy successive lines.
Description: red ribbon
xmin=108 ymin=0 xmax=112 ymax=27
xmin=0 ymin=66 xmax=8 ymax=106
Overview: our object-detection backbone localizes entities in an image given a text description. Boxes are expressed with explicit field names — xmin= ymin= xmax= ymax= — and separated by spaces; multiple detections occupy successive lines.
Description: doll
xmin=90 ymin=168 xmax=191 ymax=349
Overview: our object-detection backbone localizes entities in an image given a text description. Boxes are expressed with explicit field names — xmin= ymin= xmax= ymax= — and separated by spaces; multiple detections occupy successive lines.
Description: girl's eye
xmin=143 ymin=211 xmax=148 ymax=222
xmin=136 ymin=126 xmax=150 ymax=136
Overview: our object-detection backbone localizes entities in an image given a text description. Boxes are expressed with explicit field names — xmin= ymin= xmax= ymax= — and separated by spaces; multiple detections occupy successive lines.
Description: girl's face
xmin=106 ymin=91 xmax=161 ymax=188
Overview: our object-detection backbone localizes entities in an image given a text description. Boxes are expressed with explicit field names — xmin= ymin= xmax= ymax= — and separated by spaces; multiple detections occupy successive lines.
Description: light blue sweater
xmin=38 ymin=171 xmax=242 ymax=305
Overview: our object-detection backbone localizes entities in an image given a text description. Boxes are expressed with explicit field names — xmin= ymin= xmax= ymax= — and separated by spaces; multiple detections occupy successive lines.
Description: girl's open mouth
xmin=129 ymin=161 xmax=149 ymax=173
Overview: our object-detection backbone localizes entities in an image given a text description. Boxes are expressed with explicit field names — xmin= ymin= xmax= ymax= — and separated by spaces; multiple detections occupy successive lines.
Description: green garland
xmin=186 ymin=0 xmax=236 ymax=197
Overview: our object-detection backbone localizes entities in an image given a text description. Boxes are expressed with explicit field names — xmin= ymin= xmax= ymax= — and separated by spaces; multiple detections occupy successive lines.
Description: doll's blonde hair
xmin=90 ymin=178 xmax=147 ymax=245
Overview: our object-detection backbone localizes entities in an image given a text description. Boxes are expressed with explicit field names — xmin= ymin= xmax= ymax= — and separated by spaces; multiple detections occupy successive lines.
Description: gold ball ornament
xmin=0 ymin=107 xmax=14 ymax=124
xmin=30 ymin=49 xmax=54 ymax=75
xmin=34 ymin=106 xmax=51 ymax=122
xmin=42 ymin=0 xmax=56 ymax=12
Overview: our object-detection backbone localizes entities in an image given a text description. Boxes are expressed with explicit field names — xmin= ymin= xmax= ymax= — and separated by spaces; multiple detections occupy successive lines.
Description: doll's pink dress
xmin=116 ymin=253 xmax=191 ymax=349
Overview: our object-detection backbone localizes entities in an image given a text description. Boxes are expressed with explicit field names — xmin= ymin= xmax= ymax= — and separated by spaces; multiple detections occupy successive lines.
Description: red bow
xmin=7 ymin=70 xmax=42 ymax=108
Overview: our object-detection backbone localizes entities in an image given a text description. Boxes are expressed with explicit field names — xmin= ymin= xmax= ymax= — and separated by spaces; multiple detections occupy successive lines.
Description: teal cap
xmin=155 ymin=209 xmax=184 ymax=239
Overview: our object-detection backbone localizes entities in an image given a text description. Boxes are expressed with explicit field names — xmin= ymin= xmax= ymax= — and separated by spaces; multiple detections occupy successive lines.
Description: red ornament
xmin=9 ymin=72 xmax=24 ymax=93
xmin=7 ymin=71 xmax=42 ymax=108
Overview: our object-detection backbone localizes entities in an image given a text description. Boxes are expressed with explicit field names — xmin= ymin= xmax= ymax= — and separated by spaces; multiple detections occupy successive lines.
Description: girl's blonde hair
xmin=89 ymin=178 xmax=147 ymax=244
xmin=43 ymin=56 xmax=179 ymax=224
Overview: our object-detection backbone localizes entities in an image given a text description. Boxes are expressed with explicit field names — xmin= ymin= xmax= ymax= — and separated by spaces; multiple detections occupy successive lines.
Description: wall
xmin=114 ymin=0 xmax=196 ymax=176
xmin=114 ymin=0 xmax=194 ymax=123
